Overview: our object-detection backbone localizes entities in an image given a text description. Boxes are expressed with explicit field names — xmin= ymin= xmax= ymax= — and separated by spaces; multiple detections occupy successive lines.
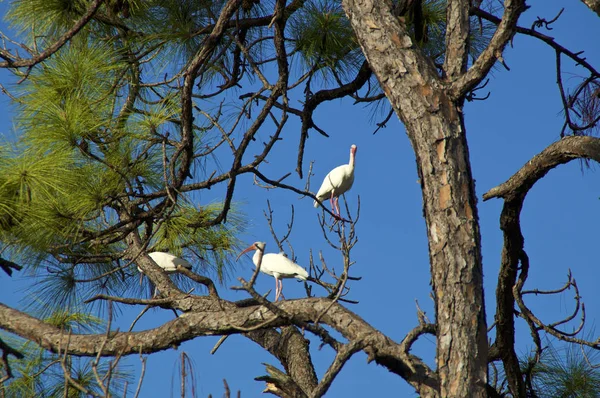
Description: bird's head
xmin=349 ymin=144 xmax=357 ymax=165
xmin=236 ymin=241 xmax=266 ymax=261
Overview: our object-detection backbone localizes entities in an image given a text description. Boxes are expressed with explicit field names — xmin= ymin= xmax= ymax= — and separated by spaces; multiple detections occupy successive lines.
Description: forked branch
xmin=485 ymin=135 xmax=600 ymax=397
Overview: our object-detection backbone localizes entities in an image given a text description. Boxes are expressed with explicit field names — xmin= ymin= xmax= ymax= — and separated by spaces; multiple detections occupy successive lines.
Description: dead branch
xmin=0 ymin=257 xmax=22 ymax=277
xmin=0 ymin=337 xmax=24 ymax=384
xmin=485 ymin=135 xmax=600 ymax=397
xmin=483 ymin=136 xmax=600 ymax=201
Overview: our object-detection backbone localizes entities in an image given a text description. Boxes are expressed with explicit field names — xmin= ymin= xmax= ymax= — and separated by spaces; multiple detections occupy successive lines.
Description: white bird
xmin=314 ymin=144 xmax=357 ymax=218
xmin=137 ymin=252 xmax=192 ymax=293
xmin=137 ymin=252 xmax=192 ymax=274
xmin=236 ymin=242 xmax=308 ymax=301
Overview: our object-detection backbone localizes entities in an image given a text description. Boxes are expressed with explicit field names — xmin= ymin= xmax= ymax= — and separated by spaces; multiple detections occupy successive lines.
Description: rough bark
xmin=483 ymin=136 xmax=600 ymax=202
xmin=340 ymin=1 xmax=488 ymax=396
xmin=581 ymin=0 xmax=600 ymax=18
xmin=449 ymin=0 xmax=525 ymax=99
xmin=249 ymin=327 xmax=318 ymax=396
xmin=443 ymin=0 xmax=470 ymax=79
xmin=0 ymin=297 xmax=437 ymax=392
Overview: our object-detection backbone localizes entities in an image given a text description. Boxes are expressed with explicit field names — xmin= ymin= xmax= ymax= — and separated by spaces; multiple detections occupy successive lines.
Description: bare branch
xmin=133 ymin=353 xmax=147 ymax=398
xmin=486 ymin=136 xmax=600 ymax=397
xmin=0 ymin=337 xmax=24 ymax=384
xmin=0 ymin=257 xmax=22 ymax=277
xmin=309 ymin=340 xmax=365 ymax=398
xmin=483 ymin=136 xmax=600 ymax=201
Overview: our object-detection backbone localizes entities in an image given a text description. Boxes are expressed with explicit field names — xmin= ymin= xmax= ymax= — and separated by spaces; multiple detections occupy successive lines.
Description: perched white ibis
xmin=137 ymin=252 xmax=192 ymax=294
xmin=314 ymin=144 xmax=357 ymax=218
xmin=236 ymin=242 xmax=308 ymax=301
xmin=137 ymin=252 xmax=192 ymax=275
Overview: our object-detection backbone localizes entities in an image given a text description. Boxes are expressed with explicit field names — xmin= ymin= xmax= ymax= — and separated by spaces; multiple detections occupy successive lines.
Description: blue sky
xmin=1 ymin=0 xmax=599 ymax=396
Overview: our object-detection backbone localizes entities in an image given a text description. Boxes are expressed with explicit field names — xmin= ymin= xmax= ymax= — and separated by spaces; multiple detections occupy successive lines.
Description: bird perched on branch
xmin=137 ymin=252 xmax=192 ymax=275
xmin=137 ymin=252 xmax=192 ymax=295
xmin=236 ymin=242 xmax=308 ymax=301
xmin=314 ymin=144 xmax=357 ymax=218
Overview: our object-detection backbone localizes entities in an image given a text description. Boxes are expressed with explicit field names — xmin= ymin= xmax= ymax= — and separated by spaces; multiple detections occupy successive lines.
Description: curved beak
xmin=236 ymin=244 xmax=257 ymax=262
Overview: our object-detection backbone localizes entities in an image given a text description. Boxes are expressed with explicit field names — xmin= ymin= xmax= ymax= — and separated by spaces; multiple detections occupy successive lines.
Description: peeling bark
xmin=340 ymin=0 xmax=488 ymax=396
xmin=250 ymin=327 xmax=318 ymax=396
xmin=580 ymin=0 xmax=600 ymax=18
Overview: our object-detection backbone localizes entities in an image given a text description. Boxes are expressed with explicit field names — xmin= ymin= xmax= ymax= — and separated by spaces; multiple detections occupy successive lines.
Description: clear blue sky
xmin=1 ymin=0 xmax=599 ymax=396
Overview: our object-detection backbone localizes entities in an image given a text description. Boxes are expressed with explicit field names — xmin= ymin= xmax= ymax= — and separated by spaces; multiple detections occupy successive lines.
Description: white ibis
xmin=137 ymin=252 xmax=192 ymax=275
xmin=137 ymin=252 xmax=192 ymax=294
xmin=314 ymin=144 xmax=357 ymax=218
xmin=236 ymin=242 xmax=308 ymax=301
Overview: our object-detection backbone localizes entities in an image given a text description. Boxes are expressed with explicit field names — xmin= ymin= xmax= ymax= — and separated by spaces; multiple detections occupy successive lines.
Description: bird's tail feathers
xmin=313 ymin=200 xmax=319 ymax=208
xmin=295 ymin=268 xmax=309 ymax=280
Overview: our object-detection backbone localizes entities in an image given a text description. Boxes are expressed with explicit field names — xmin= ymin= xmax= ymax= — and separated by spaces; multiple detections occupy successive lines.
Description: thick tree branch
xmin=485 ymin=135 xmax=600 ymax=397
xmin=580 ymin=0 xmax=600 ymax=18
xmin=125 ymin=234 xmax=181 ymax=297
xmin=491 ymin=189 xmax=527 ymax=397
xmin=341 ymin=1 xmax=487 ymax=396
xmin=248 ymin=327 xmax=318 ymax=396
xmin=443 ymin=0 xmax=471 ymax=79
xmin=483 ymin=136 xmax=600 ymax=201
xmin=178 ymin=0 xmax=242 ymax=190
xmin=447 ymin=0 xmax=526 ymax=100
xmin=0 ymin=298 xmax=435 ymax=389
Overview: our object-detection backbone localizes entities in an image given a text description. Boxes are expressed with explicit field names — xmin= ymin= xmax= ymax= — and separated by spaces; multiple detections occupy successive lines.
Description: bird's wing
xmin=315 ymin=165 xmax=346 ymax=201
xmin=262 ymin=253 xmax=307 ymax=278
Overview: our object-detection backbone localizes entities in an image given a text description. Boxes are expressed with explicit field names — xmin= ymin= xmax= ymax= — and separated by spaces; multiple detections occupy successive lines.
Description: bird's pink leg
xmin=329 ymin=191 xmax=336 ymax=216
xmin=334 ymin=197 xmax=341 ymax=217
xmin=278 ymin=279 xmax=286 ymax=300
xmin=329 ymin=191 xmax=344 ymax=219
xmin=274 ymin=278 xmax=280 ymax=301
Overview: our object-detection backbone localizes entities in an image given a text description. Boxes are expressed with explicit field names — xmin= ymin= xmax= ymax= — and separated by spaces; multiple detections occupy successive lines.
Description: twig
xmin=133 ymin=353 xmax=147 ymax=398
xmin=85 ymin=294 xmax=174 ymax=306
xmin=0 ymin=338 xmax=24 ymax=383
xmin=210 ymin=336 xmax=229 ymax=355
xmin=308 ymin=340 xmax=365 ymax=397
xmin=176 ymin=266 xmax=219 ymax=297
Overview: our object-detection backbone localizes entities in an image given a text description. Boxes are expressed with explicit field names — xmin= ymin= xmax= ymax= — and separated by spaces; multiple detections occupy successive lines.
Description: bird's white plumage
xmin=314 ymin=145 xmax=357 ymax=212
xmin=237 ymin=242 xmax=308 ymax=301
xmin=251 ymin=251 xmax=308 ymax=280
xmin=137 ymin=252 xmax=192 ymax=274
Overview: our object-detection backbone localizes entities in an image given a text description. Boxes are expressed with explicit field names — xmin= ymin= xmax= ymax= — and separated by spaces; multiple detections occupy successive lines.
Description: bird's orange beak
xmin=236 ymin=244 xmax=256 ymax=261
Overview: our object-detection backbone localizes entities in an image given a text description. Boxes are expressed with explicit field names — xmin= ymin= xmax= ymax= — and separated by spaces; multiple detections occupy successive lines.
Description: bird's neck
xmin=349 ymin=153 xmax=355 ymax=168
xmin=253 ymin=250 xmax=262 ymax=267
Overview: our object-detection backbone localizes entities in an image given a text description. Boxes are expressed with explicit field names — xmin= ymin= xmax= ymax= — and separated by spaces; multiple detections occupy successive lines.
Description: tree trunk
xmin=341 ymin=1 xmax=488 ymax=396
